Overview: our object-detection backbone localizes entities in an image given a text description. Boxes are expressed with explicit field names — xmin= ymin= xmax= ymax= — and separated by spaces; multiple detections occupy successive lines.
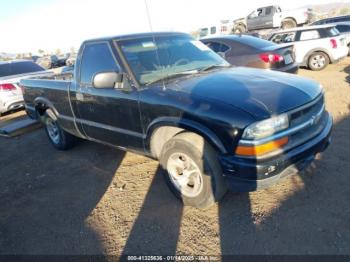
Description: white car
xmin=269 ymin=24 xmax=348 ymax=70
xmin=0 ymin=60 xmax=53 ymax=116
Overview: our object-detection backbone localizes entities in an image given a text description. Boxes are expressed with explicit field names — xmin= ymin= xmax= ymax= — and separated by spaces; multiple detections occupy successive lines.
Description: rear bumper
xmin=219 ymin=113 xmax=332 ymax=192
xmin=275 ymin=63 xmax=299 ymax=74
xmin=0 ymin=97 xmax=24 ymax=114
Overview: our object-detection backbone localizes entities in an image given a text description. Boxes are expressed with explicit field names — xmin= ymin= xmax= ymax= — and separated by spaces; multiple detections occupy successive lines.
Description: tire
xmin=160 ymin=132 xmax=227 ymax=209
xmin=233 ymin=24 xmax=246 ymax=34
xmin=43 ymin=111 xmax=76 ymax=150
xmin=308 ymin=52 xmax=329 ymax=71
xmin=281 ymin=19 xmax=297 ymax=29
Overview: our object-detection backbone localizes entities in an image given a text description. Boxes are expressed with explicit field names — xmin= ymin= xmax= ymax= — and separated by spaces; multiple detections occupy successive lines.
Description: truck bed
xmin=21 ymin=72 xmax=73 ymax=121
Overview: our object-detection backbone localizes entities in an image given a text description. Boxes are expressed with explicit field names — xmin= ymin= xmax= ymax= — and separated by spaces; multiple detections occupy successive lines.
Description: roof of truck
xmin=83 ymin=32 xmax=190 ymax=44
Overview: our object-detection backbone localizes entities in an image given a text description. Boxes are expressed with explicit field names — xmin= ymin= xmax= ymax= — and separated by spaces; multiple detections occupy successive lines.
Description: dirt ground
xmin=0 ymin=58 xmax=349 ymax=256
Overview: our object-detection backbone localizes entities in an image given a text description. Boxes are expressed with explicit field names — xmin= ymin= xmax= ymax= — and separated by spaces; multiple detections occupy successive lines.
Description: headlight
xmin=242 ymin=113 xmax=289 ymax=140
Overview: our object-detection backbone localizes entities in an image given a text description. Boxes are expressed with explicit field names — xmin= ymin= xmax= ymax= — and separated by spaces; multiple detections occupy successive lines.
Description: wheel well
xmin=149 ymin=125 xmax=226 ymax=159
xmin=150 ymin=126 xmax=185 ymax=159
xmin=35 ymin=103 xmax=48 ymax=116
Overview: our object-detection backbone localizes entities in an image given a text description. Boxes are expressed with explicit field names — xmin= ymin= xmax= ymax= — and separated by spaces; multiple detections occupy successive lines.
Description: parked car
xmin=37 ymin=55 xmax=66 ymax=69
xmin=22 ymin=32 xmax=332 ymax=208
xmin=0 ymin=60 xmax=52 ymax=115
xmin=233 ymin=5 xmax=312 ymax=33
xmin=201 ymin=35 xmax=298 ymax=73
xmin=311 ymin=15 xmax=350 ymax=25
xmin=269 ymin=24 xmax=348 ymax=70
xmin=333 ymin=22 xmax=350 ymax=55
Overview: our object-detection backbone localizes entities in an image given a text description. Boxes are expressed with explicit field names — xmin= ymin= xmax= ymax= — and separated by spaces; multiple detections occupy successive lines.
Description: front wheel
xmin=281 ymin=19 xmax=297 ymax=29
xmin=308 ymin=52 xmax=329 ymax=71
xmin=43 ymin=112 xmax=76 ymax=150
xmin=160 ymin=132 xmax=227 ymax=209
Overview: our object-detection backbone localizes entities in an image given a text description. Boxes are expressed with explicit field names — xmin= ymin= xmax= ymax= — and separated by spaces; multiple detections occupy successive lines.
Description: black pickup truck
xmin=21 ymin=32 xmax=332 ymax=208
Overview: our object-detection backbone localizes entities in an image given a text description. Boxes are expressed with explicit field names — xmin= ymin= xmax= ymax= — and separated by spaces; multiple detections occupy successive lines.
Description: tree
xmin=38 ymin=49 xmax=45 ymax=55
xmin=55 ymin=49 xmax=62 ymax=56
xmin=339 ymin=8 xmax=350 ymax=15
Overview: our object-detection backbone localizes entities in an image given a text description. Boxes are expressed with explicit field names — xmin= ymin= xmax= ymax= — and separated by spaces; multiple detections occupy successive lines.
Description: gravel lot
xmin=0 ymin=58 xmax=349 ymax=256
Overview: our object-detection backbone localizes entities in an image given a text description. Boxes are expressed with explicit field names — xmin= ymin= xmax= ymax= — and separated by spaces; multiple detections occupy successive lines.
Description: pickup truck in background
xmin=233 ymin=5 xmax=313 ymax=33
xmin=21 ymin=32 xmax=332 ymax=208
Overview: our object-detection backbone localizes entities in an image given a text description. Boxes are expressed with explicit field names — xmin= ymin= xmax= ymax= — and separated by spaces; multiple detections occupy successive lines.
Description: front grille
xmin=287 ymin=94 xmax=327 ymax=148
xmin=290 ymin=95 xmax=324 ymax=127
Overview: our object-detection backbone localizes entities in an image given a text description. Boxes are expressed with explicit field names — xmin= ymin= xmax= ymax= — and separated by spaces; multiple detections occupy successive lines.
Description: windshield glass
xmin=118 ymin=34 xmax=229 ymax=85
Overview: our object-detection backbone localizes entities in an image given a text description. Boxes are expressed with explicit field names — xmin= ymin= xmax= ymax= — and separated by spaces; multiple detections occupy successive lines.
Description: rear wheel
xmin=233 ymin=24 xmax=246 ymax=34
xmin=281 ymin=19 xmax=297 ymax=29
xmin=308 ymin=52 xmax=329 ymax=71
xmin=43 ymin=112 xmax=76 ymax=150
xmin=160 ymin=132 xmax=227 ymax=209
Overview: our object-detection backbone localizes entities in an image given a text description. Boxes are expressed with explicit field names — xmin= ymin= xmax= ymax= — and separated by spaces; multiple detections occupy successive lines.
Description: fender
xmin=302 ymin=48 xmax=332 ymax=66
xmin=146 ymin=116 xmax=228 ymax=154
xmin=33 ymin=97 xmax=59 ymax=119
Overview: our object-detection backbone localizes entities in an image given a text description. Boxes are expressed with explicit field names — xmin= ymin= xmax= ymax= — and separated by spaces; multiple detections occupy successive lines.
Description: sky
xmin=0 ymin=0 xmax=347 ymax=54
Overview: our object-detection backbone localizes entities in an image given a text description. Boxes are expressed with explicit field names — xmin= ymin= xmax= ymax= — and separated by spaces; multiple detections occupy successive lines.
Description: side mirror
xmin=93 ymin=72 xmax=123 ymax=89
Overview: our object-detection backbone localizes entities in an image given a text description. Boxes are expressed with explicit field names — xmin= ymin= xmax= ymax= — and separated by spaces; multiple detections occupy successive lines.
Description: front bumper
xmin=219 ymin=113 xmax=332 ymax=192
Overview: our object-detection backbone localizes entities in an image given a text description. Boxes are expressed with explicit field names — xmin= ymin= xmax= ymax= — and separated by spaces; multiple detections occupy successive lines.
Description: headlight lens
xmin=242 ymin=114 xmax=289 ymax=140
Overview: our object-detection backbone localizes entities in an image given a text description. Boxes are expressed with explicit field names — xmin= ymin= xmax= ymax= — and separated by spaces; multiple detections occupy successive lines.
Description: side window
xmin=205 ymin=41 xmax=221 ymax=53
xmin=80 ymin=42 xmax=118 ymax=85
xmin=337 ymin=25 xmax=350 ymax=33
xmin=220 ymin=44 xmax=230 ymax=53
xmin=300 ymin=30 xmax=320 ymax=41
xmin=210 ymin=26 xmax=217 ymax=35
xmin=265 ymin=7 xmax=272 ymax=16
xmin=270 ymin=32 xmax=296 ymax=43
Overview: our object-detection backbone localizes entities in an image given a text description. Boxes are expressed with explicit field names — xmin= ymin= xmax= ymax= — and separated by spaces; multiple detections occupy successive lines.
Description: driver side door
xmin=75 ymin=41 xmax=144 ymax=150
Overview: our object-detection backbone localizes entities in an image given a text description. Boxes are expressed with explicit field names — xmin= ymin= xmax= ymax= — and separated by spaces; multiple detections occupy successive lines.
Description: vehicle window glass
xmin=80 ymin=42 xmax=118 ymax=85
xmin=220 ymin=44 xmax=230 ymax=52
xmin=200 ymin=28 xmax=208 ymax=37
xmin=326 ymin=27 xmax=340 ymax=36
xmin=205 ymin=42 xmax=221 ymax=52
xmin=119 ymin=35 xmax=228 ymax=85
xmin=0 ymin=62 xmax=44 ymax=77
xmin=210 ymin=26 xmax=216 ymax=35
xmin=270 ymin=32 xmax=296 ymax=43
xmin=336 ymin=25 xmax=350 ymax=33
xmin=299 ymin=30 xmax=320 ymax=41
xmin=265 ymin=7 xmax=272 ymax=16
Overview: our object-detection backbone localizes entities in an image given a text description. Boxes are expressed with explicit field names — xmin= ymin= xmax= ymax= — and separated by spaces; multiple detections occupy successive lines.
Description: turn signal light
xmin=235 ymin=137 xmax=289 ymax=156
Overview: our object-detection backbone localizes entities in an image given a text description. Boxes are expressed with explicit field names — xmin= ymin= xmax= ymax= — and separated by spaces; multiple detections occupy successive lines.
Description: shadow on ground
xmin=121 ymin=114 xmax=350 ymax=256
xmin=0 ymin=131 xmax=125 ymax=254
xmin=1 ymin=115 xmax=349 ymax=256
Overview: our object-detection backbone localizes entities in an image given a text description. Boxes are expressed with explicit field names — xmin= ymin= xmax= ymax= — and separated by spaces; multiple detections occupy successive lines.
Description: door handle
xmin=76 ymin=93 xmax=84 ymax=101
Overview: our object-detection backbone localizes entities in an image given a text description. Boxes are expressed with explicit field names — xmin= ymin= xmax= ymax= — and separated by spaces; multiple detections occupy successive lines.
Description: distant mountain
xmin=0 ymin=52 xmax=16 ymax=60
xmin=304 ymin=2 xmax=350 ymax=17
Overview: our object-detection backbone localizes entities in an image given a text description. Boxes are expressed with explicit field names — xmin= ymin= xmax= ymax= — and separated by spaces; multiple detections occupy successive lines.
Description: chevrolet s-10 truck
xmin=21 ymin=32 xmax=332 ymax=208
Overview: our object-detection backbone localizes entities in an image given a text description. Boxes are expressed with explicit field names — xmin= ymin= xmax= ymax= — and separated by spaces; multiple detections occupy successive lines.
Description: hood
xmin=169 ymin=67 xmax=322 ymax=119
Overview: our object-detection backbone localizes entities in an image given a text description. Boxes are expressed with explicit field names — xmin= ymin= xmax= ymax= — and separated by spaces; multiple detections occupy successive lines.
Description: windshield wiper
xmin=146 ymin=70 xmax=198 ymax=85
xmin=199 ymin=63 xmax=231 ymax=72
